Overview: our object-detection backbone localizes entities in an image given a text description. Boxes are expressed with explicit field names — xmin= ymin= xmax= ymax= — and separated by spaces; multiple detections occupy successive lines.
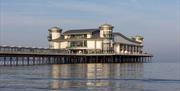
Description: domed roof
xmin=48 ymin=26 xmax=62 ymax=32
xmin=135 ymin=35 xmax=144 ymax=38
xmin=99 ymin=23 xmax=113 ymax=28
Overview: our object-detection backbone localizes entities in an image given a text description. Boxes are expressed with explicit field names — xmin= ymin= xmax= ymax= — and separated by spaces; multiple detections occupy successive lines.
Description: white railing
xmin=0 ymin=45 xmax=67 ymax=54
xmin=0 ymin=45 xmax=153 ymax=56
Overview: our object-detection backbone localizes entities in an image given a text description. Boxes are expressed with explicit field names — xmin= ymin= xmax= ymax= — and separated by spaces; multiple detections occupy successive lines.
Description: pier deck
xmin=0 ymin=46 xmax=153 ymax=66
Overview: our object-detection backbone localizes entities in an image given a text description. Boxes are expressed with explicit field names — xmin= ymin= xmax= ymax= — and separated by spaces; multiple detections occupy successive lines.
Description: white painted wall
xmin=100 ymin=29 xmax=112 ymax=38
xmin=53 ymin=42 xmax=59 ymax=49
xmin=64 ymin=35 xmax=67 ymax=39
xmin=87 ymin=40 xmax=95 ymax=49
xmin=103 ymin=39 xmax=111 ymax=43
xmin=87 ymin=34 xmax=91 ymax=38
xmin=60 ymin=42 xmax=68 ymax=49
xmin=52 ymin=32 xmax=60 ymax=40
xmin=100 ymin=30 xmax=104 ymax=38
xmin=114 ymin=44 xmax=120 ymax=53
xmin=96 ymin=41 xmax=102 ymax=49
xmin=64 ymin=35 xmax=70 ymax=39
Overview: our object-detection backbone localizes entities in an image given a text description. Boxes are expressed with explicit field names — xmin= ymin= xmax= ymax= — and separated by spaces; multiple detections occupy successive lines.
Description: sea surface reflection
xmin=0 ymin=63 xmax=179 ymax=91
xmin=50 ymin=63 xmax=144 ymax=91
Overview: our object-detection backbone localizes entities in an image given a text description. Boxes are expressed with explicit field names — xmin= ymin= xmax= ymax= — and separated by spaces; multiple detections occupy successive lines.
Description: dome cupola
xmin=48 ymin=26 xmax=62 ymax=32
xmin=48 ymin=26 xmax=62 ymax=41
xmin=99 ymin=23 xmax=114 ymax=38
xmin=99 ymin=24 xmax=113 ymax=30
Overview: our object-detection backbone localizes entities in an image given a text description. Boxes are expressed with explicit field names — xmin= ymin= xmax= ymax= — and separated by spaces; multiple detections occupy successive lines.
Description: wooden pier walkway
xmin=0 ymin=45 xmax=153 ymax=66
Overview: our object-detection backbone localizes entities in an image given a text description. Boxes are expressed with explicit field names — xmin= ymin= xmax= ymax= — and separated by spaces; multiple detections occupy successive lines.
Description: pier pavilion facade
xmin=0 ymin=23 xmax=152 ymax=66
xmin=48 ymin=24 xmax=144 ymax=54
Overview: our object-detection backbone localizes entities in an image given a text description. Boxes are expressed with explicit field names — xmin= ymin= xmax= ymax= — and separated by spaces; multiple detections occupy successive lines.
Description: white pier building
xmin=48 ymin=24 xmax=144 ymax=54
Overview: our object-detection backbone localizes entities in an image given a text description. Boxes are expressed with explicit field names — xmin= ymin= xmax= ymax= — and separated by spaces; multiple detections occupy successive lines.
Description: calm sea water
xmin=0 ymin=62 xmax=179 ymax=91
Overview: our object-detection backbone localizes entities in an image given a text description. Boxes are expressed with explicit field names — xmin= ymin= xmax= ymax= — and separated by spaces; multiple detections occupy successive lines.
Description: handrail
xmin=0 ymin=46 xmax=153 ymax=56
xmin=0 ymin=46 xmax=66 ymax=54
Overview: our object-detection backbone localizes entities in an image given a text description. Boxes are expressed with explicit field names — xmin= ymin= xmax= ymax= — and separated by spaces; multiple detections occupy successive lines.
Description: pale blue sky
xmin=0 ymin=0 xmax=179 ymax=62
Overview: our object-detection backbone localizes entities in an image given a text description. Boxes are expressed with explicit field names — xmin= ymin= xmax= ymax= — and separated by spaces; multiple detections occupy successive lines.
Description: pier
xmin=0 ymin=45 xmax=152 ymax=66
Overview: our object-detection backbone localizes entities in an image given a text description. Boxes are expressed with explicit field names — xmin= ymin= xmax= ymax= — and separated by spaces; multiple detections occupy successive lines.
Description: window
xmin=70 ymin=40 xmax=87 ymax=47
xmin=70 ymin=34 xmax=87 ymax=39
xmin=103 ymin=31 xmax=112 ymax=38
xmin=84 ymin=40 xmax=87 ymax=47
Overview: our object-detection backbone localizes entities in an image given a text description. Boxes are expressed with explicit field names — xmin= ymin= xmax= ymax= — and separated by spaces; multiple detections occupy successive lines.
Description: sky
xmin=0 ymin=0 xmax=179 ymax=62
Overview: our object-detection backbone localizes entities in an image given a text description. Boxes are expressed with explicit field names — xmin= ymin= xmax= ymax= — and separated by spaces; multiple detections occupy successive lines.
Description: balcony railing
xmin=66 ymin=46 xmax=87 ymax=48
xmin=0 ymin=46 xmax=153 ymax=56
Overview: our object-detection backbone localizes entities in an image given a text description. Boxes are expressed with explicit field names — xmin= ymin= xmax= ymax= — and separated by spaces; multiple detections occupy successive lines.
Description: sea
xmin=0 ymin=62 xmax=179 ymax=91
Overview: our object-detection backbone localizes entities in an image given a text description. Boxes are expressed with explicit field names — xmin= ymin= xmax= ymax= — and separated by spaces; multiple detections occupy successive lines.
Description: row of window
xmin=68 ymin=34 xmax=87 ymax=39
xmin=103 ymin=31 xmax=113 ymax=38
xmin=70 ymin=41 xmax=87 ymax=47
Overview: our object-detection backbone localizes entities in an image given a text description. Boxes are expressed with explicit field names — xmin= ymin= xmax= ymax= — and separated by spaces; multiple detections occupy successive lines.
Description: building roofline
xmin=48 ymin=26 xmax=62 ymax=32
xmin=50 ymin=37 xmax=104 ymax=42
xmin=63 ymin=28 xmax=99 ymax=35
xmin=113 ymin=32 xmax=141 ymax=44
